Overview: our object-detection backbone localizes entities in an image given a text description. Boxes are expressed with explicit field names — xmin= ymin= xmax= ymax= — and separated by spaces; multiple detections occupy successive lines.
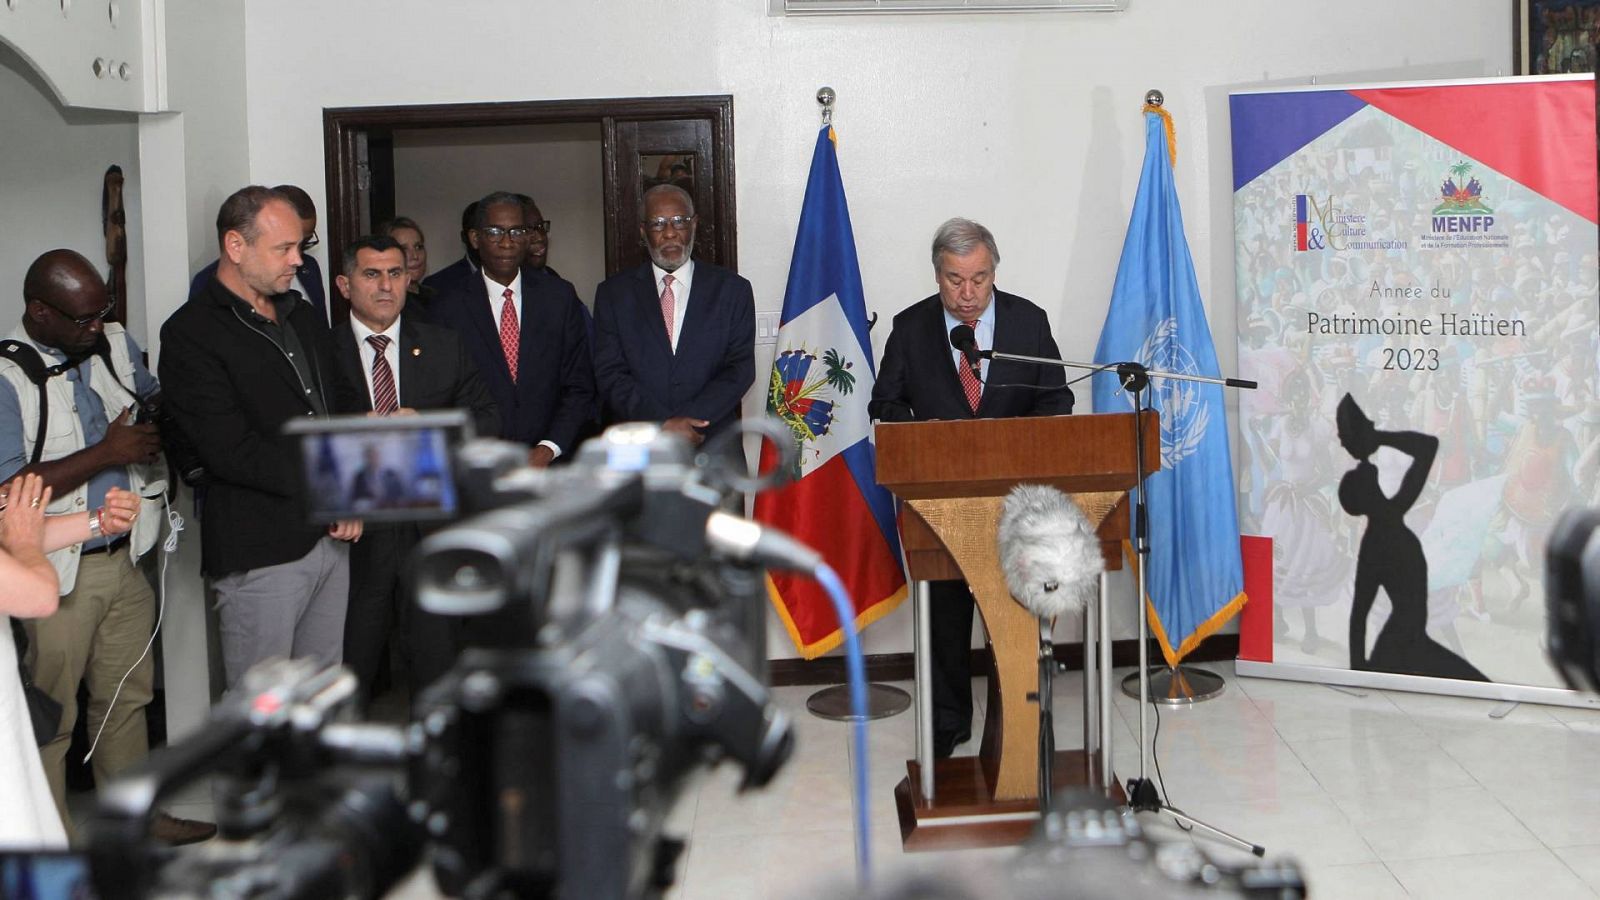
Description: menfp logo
xmin=1431 ymin=160 xmax=1495 ymax=233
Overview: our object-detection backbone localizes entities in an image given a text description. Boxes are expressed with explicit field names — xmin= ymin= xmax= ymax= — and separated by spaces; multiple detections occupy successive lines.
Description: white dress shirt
xmin=652 ymin=259 xmax=695 ymax=353
xmin=350 ymin=314 xmax=402 ymax=407
xmin=941 ymin=294 xmax=995 ymax=382
xmin=483 ymin=269 xmax=523 ymax=328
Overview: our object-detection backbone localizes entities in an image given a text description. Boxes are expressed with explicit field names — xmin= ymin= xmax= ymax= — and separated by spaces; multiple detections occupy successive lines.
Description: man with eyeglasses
xmin=428 ymin=190 xmax=595 ymax=470
xmin=592 ymin=183 xmax=754 ymax=456
xmin=189 ymin=184 xmax=329 ymax=325
xmin=868 ymin=217 xmax=1072 ymax=761
xmin=0 ymin=249 xmax=215 ymax=845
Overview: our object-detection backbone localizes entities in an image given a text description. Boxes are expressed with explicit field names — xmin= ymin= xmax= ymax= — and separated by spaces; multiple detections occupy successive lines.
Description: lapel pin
xmin=412 ymin=347 xmax=421 ymax=357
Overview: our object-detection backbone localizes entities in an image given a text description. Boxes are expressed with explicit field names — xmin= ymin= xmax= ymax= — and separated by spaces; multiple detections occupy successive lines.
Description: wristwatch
xmin=87 ymin=508 xmax=102 ymax=540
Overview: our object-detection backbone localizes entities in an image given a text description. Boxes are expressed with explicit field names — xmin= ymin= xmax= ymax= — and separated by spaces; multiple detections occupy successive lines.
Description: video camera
xmin=1545 ymin=507 xmax=1600 ymax=694
xmin=82 ymin=414 xmax=802 ymax=899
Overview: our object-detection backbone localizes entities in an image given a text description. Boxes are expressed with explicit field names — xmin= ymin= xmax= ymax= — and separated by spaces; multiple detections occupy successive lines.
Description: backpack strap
xmin=0 ymin=339 xmax=76 ymax=467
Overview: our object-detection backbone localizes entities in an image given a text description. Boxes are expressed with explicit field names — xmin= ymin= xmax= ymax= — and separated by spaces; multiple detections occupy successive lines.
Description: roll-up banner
xmin=1231 ymin=76 xmax=1600 ymax=704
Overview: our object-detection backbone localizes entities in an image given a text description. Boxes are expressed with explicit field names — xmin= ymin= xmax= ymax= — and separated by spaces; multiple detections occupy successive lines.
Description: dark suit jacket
xmin=159 ymin=278 xmax=352 ymax=577
xmin=420 ymin=257 xmax=475 ymax=299
xmin=591 ymin=261 xmax=755 ymax=442
xmin=331 ymin=315 xmax=500 ymax=438
xmin=868 ymin=290 xmax=1073 ymax=423
xmin=192 ymin=255 xmax=327 ymax=321
xmin=428 ymin=267 xmax=594 ymax=453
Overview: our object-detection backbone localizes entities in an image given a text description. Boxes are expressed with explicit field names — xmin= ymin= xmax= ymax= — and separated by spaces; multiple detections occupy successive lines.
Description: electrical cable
xmin=811 ymin=561 xmax=871 ymax=887
xmin=85 ymin=495 xmax=183 ymax=762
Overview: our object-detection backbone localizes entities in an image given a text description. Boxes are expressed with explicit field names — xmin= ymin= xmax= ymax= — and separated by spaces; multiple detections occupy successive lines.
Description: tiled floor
xmin=67 ymin=663 xmax=1600 ymax=898
xmin=664 ymin=662 xmax=1600 ymax=900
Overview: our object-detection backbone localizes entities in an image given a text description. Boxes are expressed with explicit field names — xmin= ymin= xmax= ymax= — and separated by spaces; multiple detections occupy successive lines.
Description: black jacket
xmin=428 ymin=266 xmax=595 ymax=453
xmin=159 ymin=277 xmax=358 ymax=577
xmin=868 ymin=290 xmax=1074 ymax=423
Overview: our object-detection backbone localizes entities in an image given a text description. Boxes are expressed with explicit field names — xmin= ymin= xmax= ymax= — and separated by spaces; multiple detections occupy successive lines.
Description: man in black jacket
xmin=330 ymin=234 xmax=498 ymax=707
xmin=868 ymin=217 xmax=1073 ymax=759
xmin=159 ymin=186 xmax=363 ymax=690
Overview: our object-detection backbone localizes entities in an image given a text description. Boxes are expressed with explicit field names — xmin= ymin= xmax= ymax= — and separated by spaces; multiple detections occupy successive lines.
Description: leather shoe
xmin=150 ymin=812 xmax=217 ymax=846
xmin=933 ymin=729 xmax=972 ymax=760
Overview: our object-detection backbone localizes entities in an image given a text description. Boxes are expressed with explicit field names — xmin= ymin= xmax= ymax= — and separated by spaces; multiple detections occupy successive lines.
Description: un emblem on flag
xmin=1130 ymin=318 xmax=1209 ymax=468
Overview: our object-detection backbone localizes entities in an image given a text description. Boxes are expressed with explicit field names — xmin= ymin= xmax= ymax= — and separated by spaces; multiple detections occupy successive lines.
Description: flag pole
xmin=801 ymin=85 xmax=912 ymax=725
xmin=1109 ymin=89 xmax=1263 ymax=858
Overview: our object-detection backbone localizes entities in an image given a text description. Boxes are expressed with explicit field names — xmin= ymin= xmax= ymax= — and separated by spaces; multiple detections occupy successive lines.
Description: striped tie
xmin=957 ymin=320 xmax=982 ymax=413
xmin=366 ymin=334 xmax=399 ymax=415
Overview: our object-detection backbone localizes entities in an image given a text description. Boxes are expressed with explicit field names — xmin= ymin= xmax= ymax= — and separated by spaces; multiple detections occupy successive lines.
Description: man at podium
xmin=869 ymin=217 xmax=1073 ymax=757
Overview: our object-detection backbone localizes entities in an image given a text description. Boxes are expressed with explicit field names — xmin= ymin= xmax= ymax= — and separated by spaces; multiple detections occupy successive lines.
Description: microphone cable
xmin=84 ymin=492 xmax=184 ymax=763
xmin=811 ymin=561 xmax=873 ymax=888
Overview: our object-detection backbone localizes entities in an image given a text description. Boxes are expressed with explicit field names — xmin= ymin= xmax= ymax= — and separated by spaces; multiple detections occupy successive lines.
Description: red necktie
xmin=660 ymin=273 xmax=677 ymax=346
xmin=499 ymin=287 xmax=519 ymax=382
xmin=958 ymin=320 xmax=982 ymax=413
xmin=365 ymin=334 xmax=399 ymax=414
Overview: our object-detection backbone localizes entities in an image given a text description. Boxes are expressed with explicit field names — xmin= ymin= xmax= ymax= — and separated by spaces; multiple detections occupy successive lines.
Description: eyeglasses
xmin=527 ymin=219 xmax=552 ymax=235
xmin=300 ymin=230 xmax=320 ymax=251
xmin=477 ymin=225 xmax=533 ymax=241
xmin=643 ymin=215 xmax=695 ymax=233
xmin=35 ymin=299 xmax=115 ymax=329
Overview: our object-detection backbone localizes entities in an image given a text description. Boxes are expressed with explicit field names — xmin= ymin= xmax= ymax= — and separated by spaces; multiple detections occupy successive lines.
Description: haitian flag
xmin=1092 ymin=107 xmax=1246 ymax=666
xmin=754 ymin=125 xmax=907 ymax=659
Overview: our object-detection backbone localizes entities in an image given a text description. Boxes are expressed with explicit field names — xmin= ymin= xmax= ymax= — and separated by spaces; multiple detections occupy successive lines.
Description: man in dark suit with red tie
xmin=869 ymin=217 xmax=1073 ymax=759
xmin=428 ymin=191 xmax=594 ymax=468
xmin=592 ymin=184 xmax=755 ymax=455
xmin=330 ymin=234 xmax=498 ymax=708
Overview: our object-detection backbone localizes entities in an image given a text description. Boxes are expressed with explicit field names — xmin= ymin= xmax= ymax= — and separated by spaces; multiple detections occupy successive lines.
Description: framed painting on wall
xmin=1515 ymin=0 xmax=1599 ymax=74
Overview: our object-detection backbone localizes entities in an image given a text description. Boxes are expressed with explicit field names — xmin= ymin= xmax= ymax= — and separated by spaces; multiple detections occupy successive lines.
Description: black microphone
xmin=949 ymin=324 xmax=982 ymax=379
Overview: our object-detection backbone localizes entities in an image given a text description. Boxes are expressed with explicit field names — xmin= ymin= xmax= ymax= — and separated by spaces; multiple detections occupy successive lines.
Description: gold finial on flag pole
xmin=817 ymin=86 xmax=835 ymax=127
xmin=1142 ymin=88 xmax=1177 ymax=167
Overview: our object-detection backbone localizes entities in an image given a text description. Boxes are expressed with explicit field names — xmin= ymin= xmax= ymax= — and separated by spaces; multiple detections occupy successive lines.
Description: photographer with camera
xmin=0 ymin=250 xmax=213 ymax=845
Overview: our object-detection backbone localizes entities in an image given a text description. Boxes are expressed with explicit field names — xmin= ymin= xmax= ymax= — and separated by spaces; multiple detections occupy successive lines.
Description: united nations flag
xmin=1092 ymin=106 xmax=1247 ymax=665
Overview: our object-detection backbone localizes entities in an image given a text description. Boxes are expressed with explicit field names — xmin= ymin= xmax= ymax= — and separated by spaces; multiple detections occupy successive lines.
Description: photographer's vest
xmin=0 ymin=323 xmax=167 ymax=594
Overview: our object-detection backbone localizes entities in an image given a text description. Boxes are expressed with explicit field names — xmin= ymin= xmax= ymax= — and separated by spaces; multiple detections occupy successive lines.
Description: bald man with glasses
xmin=0 ymin=249 xmax=215 ymax=845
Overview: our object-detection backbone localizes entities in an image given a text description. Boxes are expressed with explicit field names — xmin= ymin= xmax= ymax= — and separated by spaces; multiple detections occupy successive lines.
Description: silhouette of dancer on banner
xmin=1336 ymin=394 xmax=1489 ymax=681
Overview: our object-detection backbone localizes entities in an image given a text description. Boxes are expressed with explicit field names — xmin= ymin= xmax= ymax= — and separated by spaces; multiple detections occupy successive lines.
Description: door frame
xmin=321 ymin=95 xmax=737 ymax=318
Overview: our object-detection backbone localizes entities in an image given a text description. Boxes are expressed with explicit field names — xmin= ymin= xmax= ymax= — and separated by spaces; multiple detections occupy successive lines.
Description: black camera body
xmin=133 ymin=390 xmax=208 ymax=486
xmin=416 ymin=583 xmax=791 ymax=898
xmin=1546 ymin=507 xmax=1600 ymax=693
xmin=86 ymin=418 xmax=798 ymax=899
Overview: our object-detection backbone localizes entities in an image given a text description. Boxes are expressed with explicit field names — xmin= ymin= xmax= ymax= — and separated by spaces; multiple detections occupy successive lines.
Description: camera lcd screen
xmin=287 ymin=412 xmax=467 ymax=525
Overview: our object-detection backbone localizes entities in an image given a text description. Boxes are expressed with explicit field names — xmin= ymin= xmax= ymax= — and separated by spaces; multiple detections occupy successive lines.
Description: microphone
xmin=997 ymin=484 xmax=1104 ymax=619
xmin=948 ymin=324 xmax=983 ymax=379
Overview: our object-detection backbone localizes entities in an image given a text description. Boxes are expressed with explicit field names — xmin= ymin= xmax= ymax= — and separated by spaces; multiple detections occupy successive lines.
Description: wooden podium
xmin=875 ymin=411 xmax=1158 ymax=850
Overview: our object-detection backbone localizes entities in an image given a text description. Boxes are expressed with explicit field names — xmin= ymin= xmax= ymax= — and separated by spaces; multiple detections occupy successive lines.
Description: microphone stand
xmin=981 ymin=348 xmax=1265 ymax=857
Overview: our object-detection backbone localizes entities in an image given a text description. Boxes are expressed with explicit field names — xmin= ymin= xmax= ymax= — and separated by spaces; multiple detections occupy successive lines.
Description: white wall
xmin=392 ymin=123 xmax=606 ymax=304
xmin=238 ymin=0 xmax=1513 ymax=659
xmin=136 ymin=0 xmax=253 ymax=738
xmin=0 ymin=43 xmax=145 ymax=342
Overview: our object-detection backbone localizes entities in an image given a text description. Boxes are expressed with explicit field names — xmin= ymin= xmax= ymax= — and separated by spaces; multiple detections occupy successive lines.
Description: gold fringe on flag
xmin=1143 ymin=102 xmax=1177 ymax=167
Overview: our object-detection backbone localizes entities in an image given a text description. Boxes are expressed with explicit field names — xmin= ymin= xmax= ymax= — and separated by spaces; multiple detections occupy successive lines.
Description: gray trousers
xmin=212 ymin=536 xmax=350 ymax=691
